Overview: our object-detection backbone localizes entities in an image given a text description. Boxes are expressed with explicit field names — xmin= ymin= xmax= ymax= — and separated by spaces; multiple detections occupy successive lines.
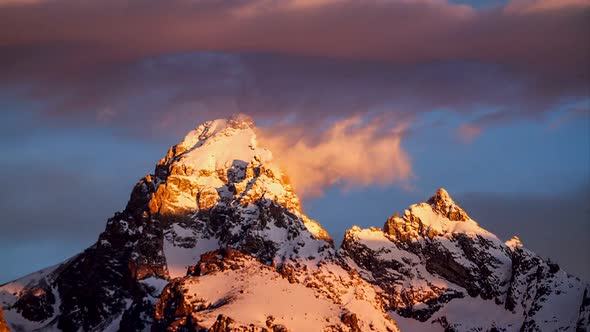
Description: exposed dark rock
xmin=187 ymin=248 xmax=251 ymax=276
xmin=154 ymin=249 xmax=275 ymax=331
xmin=209 ymin=314 xmax=235 ymax=332
xmin=576 ymin=288 xmax=590 ymax=332
xmin=427 ymin=188 xmax=469 ymax=222
xmin=340 ymin=312 xmax=361 ymax=332
xmin=153 ymin=279 xmax=197 ymax=332
xmin=270 ymin=324 xmax=289 ymax=332
xmin=12 ymin=279 xmax=55 ymax=322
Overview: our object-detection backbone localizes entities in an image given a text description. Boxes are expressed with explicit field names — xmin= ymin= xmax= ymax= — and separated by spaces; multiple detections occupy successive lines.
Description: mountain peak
xmin=170 ymin=115 xmax=266 ymax=168
xmin=428 ymin=188 xmax=454 ymax=205
xmin=150 ymin=116 xmax=282 ymax=214
xmin=506 ymin=235 xmax=524 ymax=249
xmin=226 ymin=113 xmax=255 ymax=128
xmin=143 ymin=116 xmax=333 ymax=251
xmin=427 ymin=188 xmax=470 ymax=222
xmin=383 ymin=189 xmax=486 ymax=241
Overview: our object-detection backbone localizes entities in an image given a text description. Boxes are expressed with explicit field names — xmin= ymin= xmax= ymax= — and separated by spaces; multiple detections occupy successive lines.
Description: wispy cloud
xmin=457 ymin=123 xmax=484 ymax=143
xmin=259 ymin=115 xmax=412 ymax=198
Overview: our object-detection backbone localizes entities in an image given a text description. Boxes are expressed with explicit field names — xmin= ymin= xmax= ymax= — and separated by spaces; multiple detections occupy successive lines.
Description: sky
xmin=0 ymin=0 xmax=589 ymax=283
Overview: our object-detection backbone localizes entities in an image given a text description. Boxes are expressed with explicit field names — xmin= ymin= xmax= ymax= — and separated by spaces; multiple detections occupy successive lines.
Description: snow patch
xmin=164 ymin=223 xmax=220 ymax=278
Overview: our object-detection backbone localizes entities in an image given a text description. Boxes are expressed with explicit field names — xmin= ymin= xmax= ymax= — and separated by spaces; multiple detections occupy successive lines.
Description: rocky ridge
xmin=340 ymin=189 xmax=589 ymax=331
xmin=0 ymin=116 xmax=396 ymax=332
xmin=0 ymin=117 xmax=588 ymax=332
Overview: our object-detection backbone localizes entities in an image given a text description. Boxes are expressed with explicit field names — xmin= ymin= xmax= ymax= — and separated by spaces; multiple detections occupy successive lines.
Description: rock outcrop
xmin=341 ymin=190 xmax=590 ymax=331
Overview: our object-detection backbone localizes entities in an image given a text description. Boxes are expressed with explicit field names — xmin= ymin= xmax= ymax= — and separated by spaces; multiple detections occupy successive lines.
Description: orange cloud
xmin=457 ymin=124 xmax=483 ymax=143
xmin=258 ymin=116 xmax=412 ymax=198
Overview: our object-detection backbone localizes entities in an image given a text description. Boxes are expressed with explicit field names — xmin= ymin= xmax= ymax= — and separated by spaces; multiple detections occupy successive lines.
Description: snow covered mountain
xmin=0 ymin=116 xmax=588 ymax=332
xmin=341 ymin=189 xmax=589 ymax=331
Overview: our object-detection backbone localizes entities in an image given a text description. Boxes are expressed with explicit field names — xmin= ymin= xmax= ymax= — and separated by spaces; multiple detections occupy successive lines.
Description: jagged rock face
xmin=426 ymin=188 xmax=470 ymax=222
xmin=148 ymin=117 xmax=333 ymax=266
xmin=341 ymin=190 xmax=590 ymax=331
xmin=1 ymin=116 xmax=588 ymax=332
xmin=376 ymin=190 xmax=514 ymax=305
xmin=149 ymin=117 xmax=301 ymax=216
xmin=504 ymin=243 xmax=590 ymax=332
xmin=0 ymin=116 xmax=340 ymax=332
xmin=146 ymin=117 xmax=334 ymax=278
xmin=153 ymin=248 xmax=398 ymax=332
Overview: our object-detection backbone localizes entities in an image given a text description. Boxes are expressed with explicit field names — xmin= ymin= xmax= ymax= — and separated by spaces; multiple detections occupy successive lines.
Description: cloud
xmin=505 ymin=0 xmax=590 ymax=13
xmin=547 ymin=99 xmax=590 ymax=130
xmin=457 ymin=123 xmax=483 ymax=143
xmin=1 ymin=0 xmax=585 ymax=66
xmin=0 ymin=0 xmax=39 ymax=5
xmin=258 ymin=115 xmax=412 ymax=198
xmin=0 ymin=0 xmax=587 ymax=135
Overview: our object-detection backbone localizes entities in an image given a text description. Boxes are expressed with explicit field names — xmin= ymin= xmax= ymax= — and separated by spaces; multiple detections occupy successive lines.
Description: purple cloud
xmin=0 ymin=0 xmax=587 ymax=134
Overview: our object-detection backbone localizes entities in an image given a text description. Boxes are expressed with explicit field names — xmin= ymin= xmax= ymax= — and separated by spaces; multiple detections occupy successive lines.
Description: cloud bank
xmin=0 ymin=0 xmax=587 ymax=136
